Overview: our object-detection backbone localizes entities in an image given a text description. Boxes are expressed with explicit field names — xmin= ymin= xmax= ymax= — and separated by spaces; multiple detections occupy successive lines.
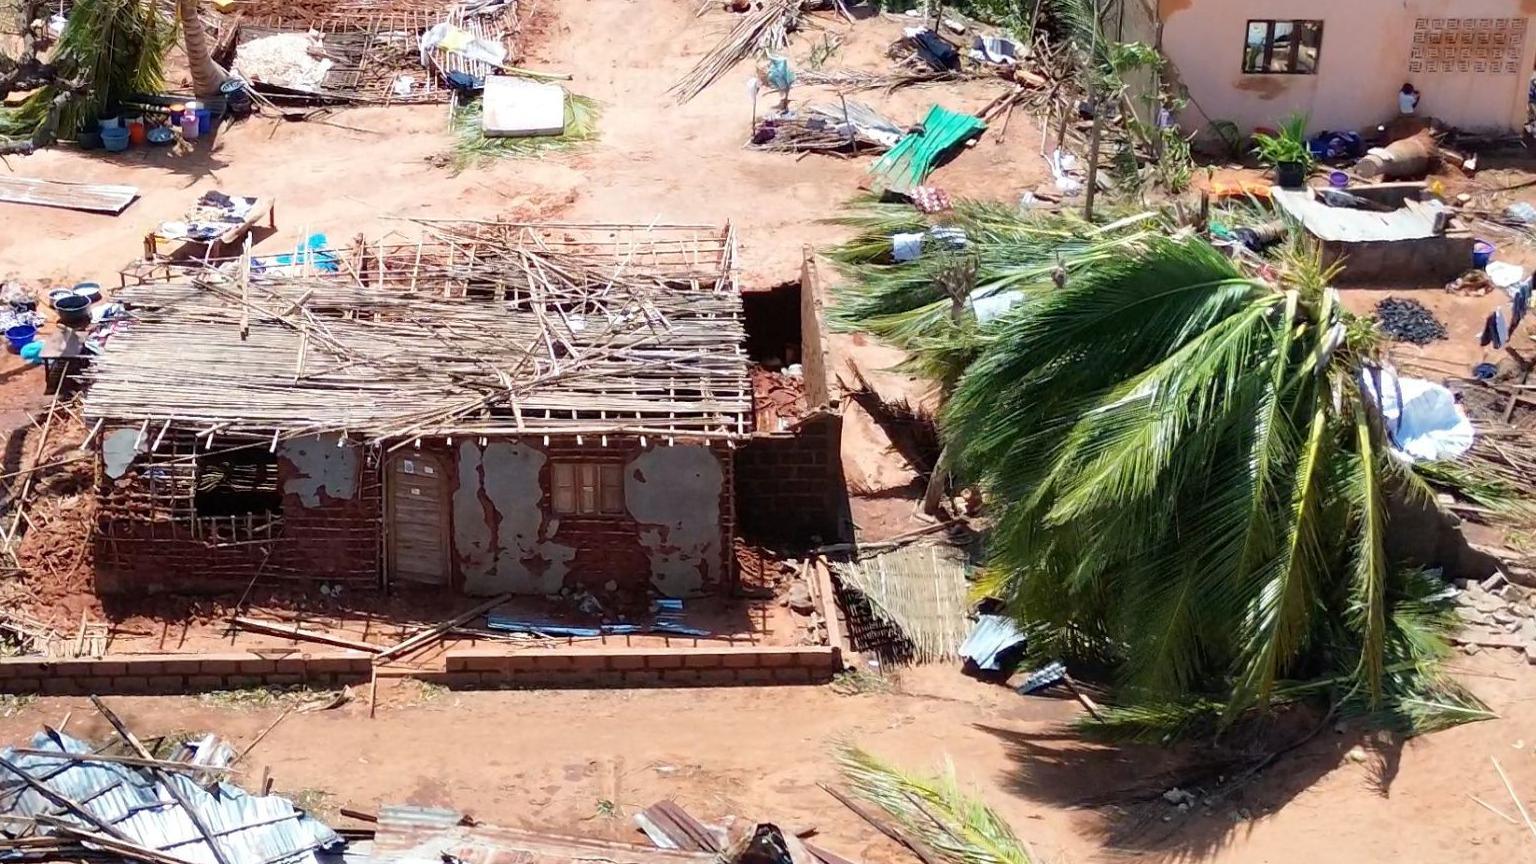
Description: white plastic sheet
xmin=1362 ymin=366 xmax=1475 ymax=462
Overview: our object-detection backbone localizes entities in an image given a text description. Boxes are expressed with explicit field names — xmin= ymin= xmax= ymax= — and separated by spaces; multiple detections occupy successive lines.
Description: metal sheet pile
xmin=0 ymin=728 xmax=342 ymax=864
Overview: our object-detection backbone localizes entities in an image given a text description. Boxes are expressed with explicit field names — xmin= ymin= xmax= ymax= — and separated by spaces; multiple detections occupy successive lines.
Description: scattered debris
xmin=0 ymin=704 xmax=343 ymax=864
xmin=1374 ymin=297 xmax=1448 ymax=345
xmin=671 ymin=0 xmax=802 ymax=103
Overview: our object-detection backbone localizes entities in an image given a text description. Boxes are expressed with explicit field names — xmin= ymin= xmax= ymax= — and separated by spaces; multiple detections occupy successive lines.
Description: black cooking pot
xmin=53 ymin=293 xmax=92 ymax=328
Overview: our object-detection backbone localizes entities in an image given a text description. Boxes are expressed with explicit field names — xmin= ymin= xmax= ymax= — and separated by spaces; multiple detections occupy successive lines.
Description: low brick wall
xmin=432 ymin=645 xmax=840 ymax=688
xmin=0 ymin=651 xmax=374 ymax=696
xmin=0 ymin=645 xmax=841 ymax=695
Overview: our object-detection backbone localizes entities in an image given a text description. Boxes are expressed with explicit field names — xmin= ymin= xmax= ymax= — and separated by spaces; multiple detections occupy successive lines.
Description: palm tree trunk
xmin=178 ymin=0 xmax=226 ymax=98
xmin=921 ymin=443 xmax=949 ymax=516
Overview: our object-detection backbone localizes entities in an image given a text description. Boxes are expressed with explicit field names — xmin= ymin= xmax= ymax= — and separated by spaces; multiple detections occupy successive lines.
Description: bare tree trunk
xmin=178 ymin=0 xmax=226 ymax=98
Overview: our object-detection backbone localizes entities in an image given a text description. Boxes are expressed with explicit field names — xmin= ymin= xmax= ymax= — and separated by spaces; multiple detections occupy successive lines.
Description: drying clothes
xmin=1514 ymin=284 xmax=1530 ymax=331
xmin=1481 ymin=307 xmax=1511 ymax=349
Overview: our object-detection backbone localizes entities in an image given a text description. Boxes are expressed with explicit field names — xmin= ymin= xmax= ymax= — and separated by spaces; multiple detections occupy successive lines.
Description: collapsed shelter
xmin=85 ymin=221 xmax=761 ymax=598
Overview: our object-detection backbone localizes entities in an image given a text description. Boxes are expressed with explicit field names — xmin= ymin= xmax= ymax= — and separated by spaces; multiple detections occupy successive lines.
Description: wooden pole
xmin=1083 ymin=81 xmax=1104 ymax=221
xmin=91 ymin=697 xmax=236 ymax=864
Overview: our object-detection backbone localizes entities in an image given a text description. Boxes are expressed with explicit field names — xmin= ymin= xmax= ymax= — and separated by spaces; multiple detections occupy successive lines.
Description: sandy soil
xmin=0 ymin=4 xmax=1048 ymax=286
xmin=3 ymin=654 xmax=1535 ymax=864
xmin=8 ymin=7 xmax=1536 ymax=863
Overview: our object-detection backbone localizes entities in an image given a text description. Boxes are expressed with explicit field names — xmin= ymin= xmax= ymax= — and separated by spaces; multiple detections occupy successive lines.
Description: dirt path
xmin=3 ymin=656 xmax=1534 ymax=864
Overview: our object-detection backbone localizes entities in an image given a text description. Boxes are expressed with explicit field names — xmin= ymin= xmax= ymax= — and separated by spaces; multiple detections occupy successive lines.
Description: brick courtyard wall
xmin=0 ymin=557 xmax=846 ymax=696
xmin=0 ymin=651 xmax=375 ymax=695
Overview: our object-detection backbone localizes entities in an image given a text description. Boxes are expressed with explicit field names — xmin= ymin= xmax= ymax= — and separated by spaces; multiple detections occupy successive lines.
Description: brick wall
xmin=0 ymin=562 xmax=846 ymax=696
xmin=0 ymin=651 xmax=374 ymax=695
xmin=436 ymin=645 xmax=840 ymax=688
xmin=0 ymin=645 xmax=839 ymax=694
xmin=735 ymin=411 xmax=846 ymax=544
xmin=95 ymin=433 xmax=381 ymax=595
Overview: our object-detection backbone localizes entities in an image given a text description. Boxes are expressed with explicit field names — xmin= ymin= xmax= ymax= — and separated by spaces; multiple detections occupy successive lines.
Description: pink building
xmin=1161 ymin=0 xmax=1536 ymax=133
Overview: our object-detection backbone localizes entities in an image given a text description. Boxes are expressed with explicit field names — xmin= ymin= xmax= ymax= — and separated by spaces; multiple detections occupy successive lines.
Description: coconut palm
xmin=829 ymin=205 xmax=1491 ymax=739
xmin=177 ymin=0 xmax=228 ymax=98
xmin=2 ymin=0 xmax=174 ymax=145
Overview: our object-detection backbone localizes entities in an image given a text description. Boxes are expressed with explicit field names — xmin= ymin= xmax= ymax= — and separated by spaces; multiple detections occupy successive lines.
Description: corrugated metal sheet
xmin=0 ymin=731 xmax=342 ymax=864
xmin=958 ymin=614 xmax=1026 ymax=672
xmin=0 ymin=176 xmax=139 ymax=214
xmin=373 ymin=805 xmax=716 ymax=864
xmin=1272 ymin=187 xmax=1446 ymax=243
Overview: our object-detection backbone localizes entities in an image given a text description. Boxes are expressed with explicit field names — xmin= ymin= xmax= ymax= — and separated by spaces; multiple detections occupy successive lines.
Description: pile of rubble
xmin=1451 ymin=572 xmax=1536 ymax=660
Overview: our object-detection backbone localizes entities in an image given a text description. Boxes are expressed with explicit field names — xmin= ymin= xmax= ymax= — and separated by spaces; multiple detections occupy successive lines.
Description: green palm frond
xmin=837 ymin=746 xmax=1032 ymax=864
xmin=8 ymin=0 xmax=174 ymax=139
xmin=830 ymin=197 xmax=1484 ymax=741
xmin=446 ymin=92 xmax=601 ymax=172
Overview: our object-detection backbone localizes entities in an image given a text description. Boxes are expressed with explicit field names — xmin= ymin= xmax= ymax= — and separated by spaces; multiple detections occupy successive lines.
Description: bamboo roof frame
xmin=83 ymin=220 xmax=752 ymax=446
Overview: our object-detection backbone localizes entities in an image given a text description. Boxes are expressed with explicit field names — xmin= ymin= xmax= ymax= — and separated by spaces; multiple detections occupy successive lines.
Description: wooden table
xmin=143 ymin=195 xmax=276 ymax=260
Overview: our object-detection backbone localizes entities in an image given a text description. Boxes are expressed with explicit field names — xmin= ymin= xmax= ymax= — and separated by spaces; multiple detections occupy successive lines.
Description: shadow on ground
xmin=975 ymin=714 xmax=1406 ymax=862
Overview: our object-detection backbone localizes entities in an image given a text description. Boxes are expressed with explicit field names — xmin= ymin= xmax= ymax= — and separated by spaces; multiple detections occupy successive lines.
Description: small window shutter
xmin=600 ymin=464 xmax=624 ymax=513
xmin=552 ymin=463 xmax=576 ymax=513
xmin=579 ymin=463 xmax=599 ymax=514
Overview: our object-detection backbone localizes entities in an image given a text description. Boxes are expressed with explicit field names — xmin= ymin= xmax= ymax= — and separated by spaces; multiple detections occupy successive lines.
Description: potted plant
xmin=1253 ymin=114 xmax=1314 ymax=188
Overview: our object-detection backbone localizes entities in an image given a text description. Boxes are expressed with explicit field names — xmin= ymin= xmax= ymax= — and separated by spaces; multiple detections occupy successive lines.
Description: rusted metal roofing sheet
xmin=373 ymin=805 xmax=717 ymax=864
xmin=632 ymin=800 xmax=721 ymax=853
xmin=0 ymin=730 xmax=342 ymax=864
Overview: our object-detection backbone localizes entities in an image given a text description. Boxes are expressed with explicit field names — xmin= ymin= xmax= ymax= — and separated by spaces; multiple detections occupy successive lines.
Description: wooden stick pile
xmin=670 ymin=0 xmax=802 ymax=103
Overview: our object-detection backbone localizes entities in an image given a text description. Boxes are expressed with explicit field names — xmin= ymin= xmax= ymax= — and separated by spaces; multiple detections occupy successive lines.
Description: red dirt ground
xmin=3 ymin=653 xmax=1536 ymax=864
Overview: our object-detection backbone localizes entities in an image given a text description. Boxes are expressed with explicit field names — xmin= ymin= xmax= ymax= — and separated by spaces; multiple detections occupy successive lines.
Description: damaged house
xmin=84 ymin=222 xmax=763 ymax=598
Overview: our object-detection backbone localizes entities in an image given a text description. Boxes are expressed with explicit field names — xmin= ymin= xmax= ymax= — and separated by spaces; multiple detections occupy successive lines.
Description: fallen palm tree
xmin=831 ymin=203 xmax=1494 ymax=741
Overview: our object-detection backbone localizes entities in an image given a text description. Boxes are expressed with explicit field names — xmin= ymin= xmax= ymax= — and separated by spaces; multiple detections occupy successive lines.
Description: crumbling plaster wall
xmin=454 ymin=440 xmax=575 ymax=596
xmin=445 ymin=438 xmax=729 ymax=597
xmin=627 ymin=444 xmax=724 ymax=596
xmin=278 ymin=434 xmax=360 ymax=506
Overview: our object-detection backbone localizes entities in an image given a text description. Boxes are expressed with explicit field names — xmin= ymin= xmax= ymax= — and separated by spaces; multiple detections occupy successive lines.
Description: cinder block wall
xmin=735 ymin=412 xmax=846 ymax=544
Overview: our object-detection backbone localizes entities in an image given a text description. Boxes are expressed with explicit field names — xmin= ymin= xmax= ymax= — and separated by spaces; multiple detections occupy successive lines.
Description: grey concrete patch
xmin=455 ymin=440 xmax=574 ymax=596
xmin=627 ymin=445 xmax=723 ymax=596
xmin=101 ymin=428 xmax=143 ymax=479
xmin=279 ymin=434 xmax=360 ymax=507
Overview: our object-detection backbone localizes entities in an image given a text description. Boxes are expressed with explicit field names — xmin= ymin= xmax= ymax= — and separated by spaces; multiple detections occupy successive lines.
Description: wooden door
xmin=387 ymin=454 xmax=449 ymax=585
